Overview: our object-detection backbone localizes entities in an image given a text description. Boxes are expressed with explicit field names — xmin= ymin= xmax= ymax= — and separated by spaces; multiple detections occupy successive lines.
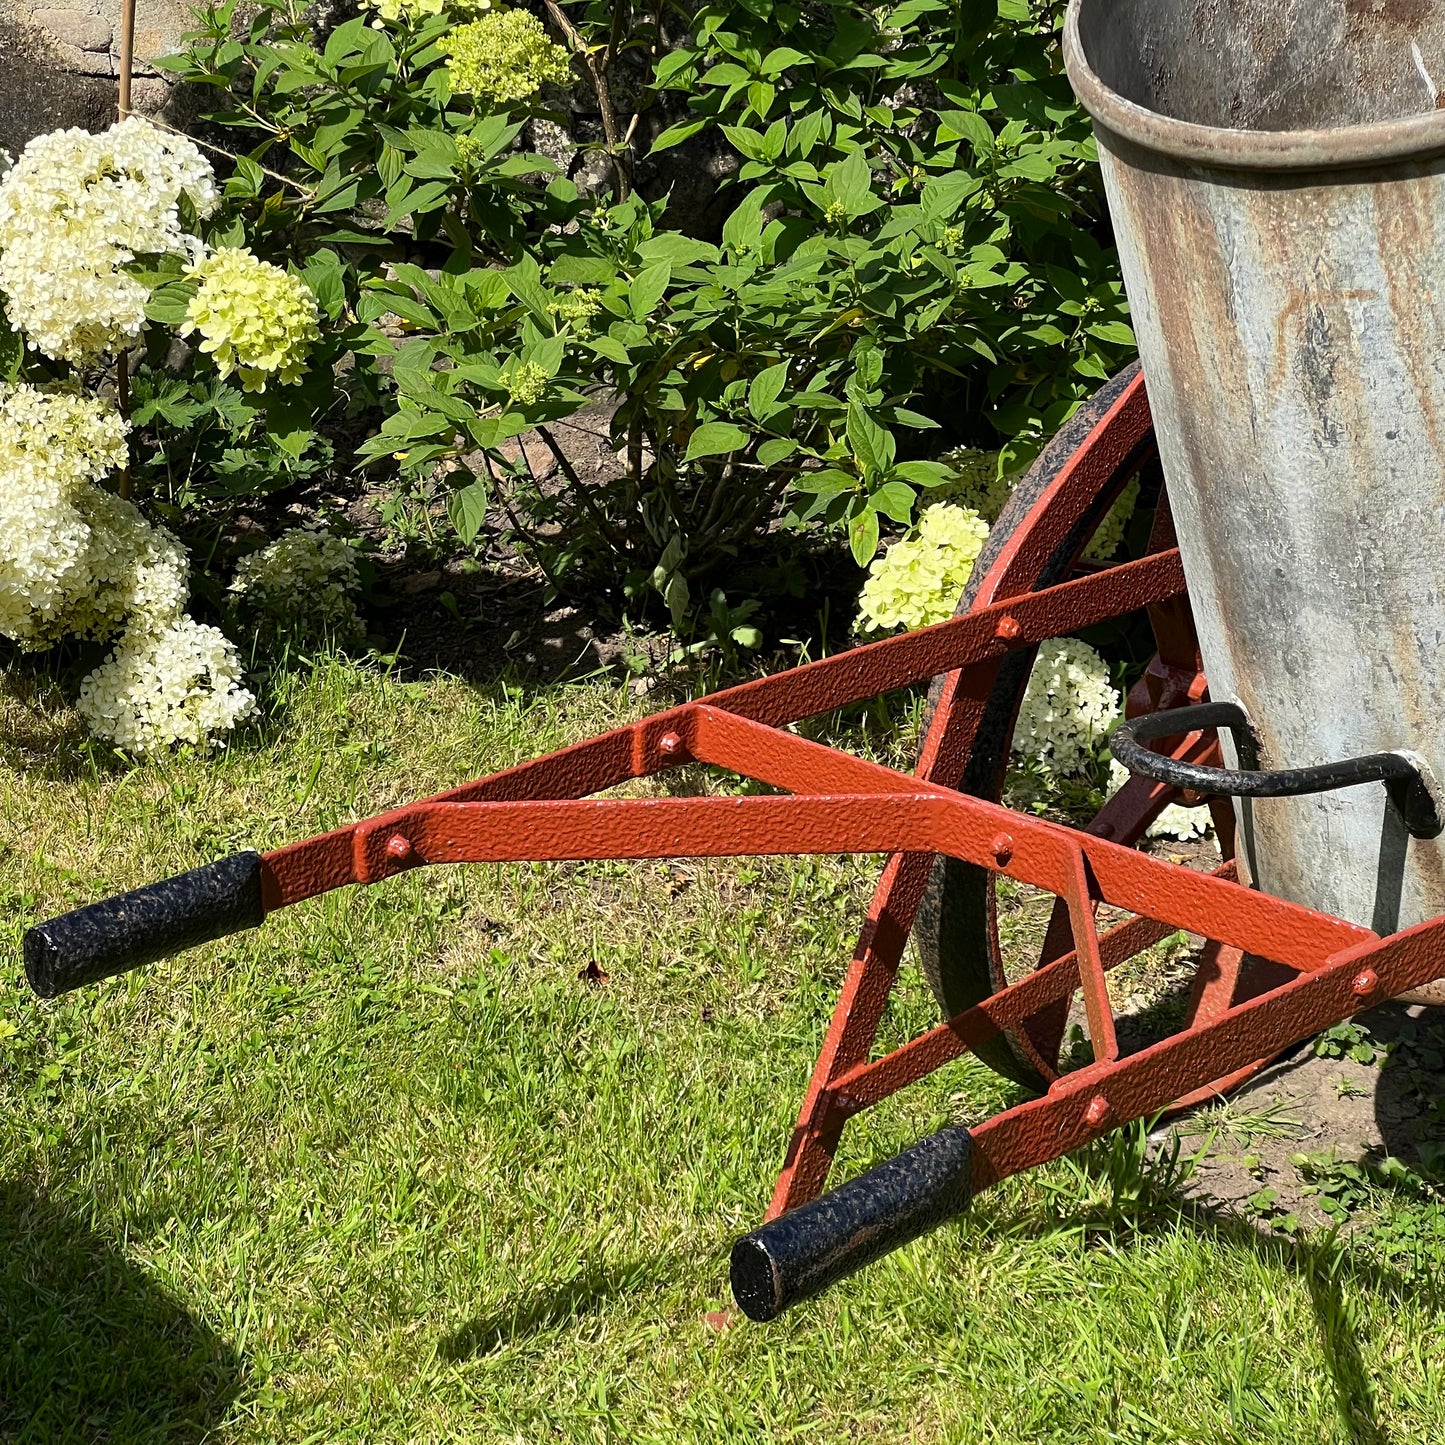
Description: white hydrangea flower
xmin=65 ymin=487 xmax=189 ymax=642
xmin=229 ymin=526 xmax=362 ymax=639
xmin=0 ymin=118 xmax=217 ymax=362
xmin=0 ymin=385 xmax=128 ymax=647
xmin=1106 ymin=757 xmax=1214 ymax=841
xmin=1081 ymin=476 xmax=1141 ymax=563
xmin=857 ymin=502 xmax=991 ymax=632
xmin=1011 ymin=637 xmax=1121 ymax=779
xmin=77 ymin=616 xmax=257 ymax=757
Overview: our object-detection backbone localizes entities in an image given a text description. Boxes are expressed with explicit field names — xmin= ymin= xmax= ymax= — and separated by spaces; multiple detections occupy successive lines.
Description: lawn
xmin=2 ymin=655 xmax=1443 ymax=1443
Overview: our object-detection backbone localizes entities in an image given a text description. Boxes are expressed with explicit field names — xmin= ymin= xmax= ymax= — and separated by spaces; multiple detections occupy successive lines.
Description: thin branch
xmin=535 ymin=424 xmax=630 ymax=556
xmin=540 ymin=0 xmax=631 ymax=199
xmin=605 ymin=0 xmax=628 ymax=69
xmin=143 ymin=114 xmax=318 ymax=197
xmin=485 ymin=453 xmax=568 ymax=596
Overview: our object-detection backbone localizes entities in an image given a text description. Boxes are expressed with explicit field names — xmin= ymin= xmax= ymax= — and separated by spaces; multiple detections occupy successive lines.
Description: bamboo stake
xmin=115 ymin=0 xmax=136 ymax=498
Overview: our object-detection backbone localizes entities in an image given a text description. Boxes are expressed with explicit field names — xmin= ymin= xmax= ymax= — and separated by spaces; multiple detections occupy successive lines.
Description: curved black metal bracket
xmin=1110 ymin=702 xmax=1443 ymax=841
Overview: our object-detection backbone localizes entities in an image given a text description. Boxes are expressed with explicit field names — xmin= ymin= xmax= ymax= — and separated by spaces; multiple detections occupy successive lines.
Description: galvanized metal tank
xmin=1063 ymin=0 xmax=1445 ymax=937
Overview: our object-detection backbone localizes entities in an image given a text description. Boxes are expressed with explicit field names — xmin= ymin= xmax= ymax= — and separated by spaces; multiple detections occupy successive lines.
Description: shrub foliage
xmin=158 ymin=0 xmax=1131 ymax=628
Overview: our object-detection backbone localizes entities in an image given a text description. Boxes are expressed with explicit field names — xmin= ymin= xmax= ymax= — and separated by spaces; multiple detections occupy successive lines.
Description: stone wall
xmin=0 ymin=0 xmax=190 ymax=157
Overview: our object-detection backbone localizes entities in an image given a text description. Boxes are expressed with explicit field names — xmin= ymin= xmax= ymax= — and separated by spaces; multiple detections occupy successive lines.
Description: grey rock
xmin=53 ymin=39 xmax=111 ymax=74
xmin=31 ymin=7 xmax=111 ymax=50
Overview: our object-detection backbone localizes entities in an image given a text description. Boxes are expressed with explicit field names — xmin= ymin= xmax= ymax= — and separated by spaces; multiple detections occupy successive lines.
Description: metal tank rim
xmin=1063 ymin=0 xmax=1445 ymax=172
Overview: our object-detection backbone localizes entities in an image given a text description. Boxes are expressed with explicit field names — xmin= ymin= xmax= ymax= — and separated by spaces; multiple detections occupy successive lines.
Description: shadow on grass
xmin=1024 ymin=1154 xmax=1426 ymax=1445
xmin=0 ymin=1180 xmax=241 ymax=1443
xmin=440 ymin=1257 xmax=666 ymax=1362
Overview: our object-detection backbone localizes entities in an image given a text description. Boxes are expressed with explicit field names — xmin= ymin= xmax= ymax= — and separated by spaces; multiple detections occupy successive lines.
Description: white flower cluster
xmin=1011 ymin=637 xmax=1121 ymax=780
xmin=1106 ymin=758 xmax=1214 ymax=841
xmin=0 ymin=382 xmax=255 ymax=755
xmin=230 ymin=526 xmax=362 ymax=639
xmin=0 ymin=118 xmax=217 ymax=362
xmin=857 ymin=502 xmax=991 ymax=632
xmin=936 ymin=446 xmax=1139 ymax=563
xmin=77 ymin=616 xmax=256 ymax=755
xmin=0 ymin=385 xmax=130 ymax=646
xmin=935 ymin=446 xmax=1015 ymax=522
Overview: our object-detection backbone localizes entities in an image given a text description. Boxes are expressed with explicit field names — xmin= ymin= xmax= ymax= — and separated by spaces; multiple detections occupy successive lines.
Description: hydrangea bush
xmin=167 ymin=0 xmax=1135 ymax=638
xmin=857 ymin=504 xmax=990 ymax=633
xmin=938 ymin=446 xmax=1141 ymax=564
xmin=0 ymin=117 xmax=343 ymax=757
xmin=230 ymin=527 xmax=363 ymax=642
xmin=440 ymin=8 xmax=573 ymax=104
xmin=0 ymin=118 xmax=216 ymax=363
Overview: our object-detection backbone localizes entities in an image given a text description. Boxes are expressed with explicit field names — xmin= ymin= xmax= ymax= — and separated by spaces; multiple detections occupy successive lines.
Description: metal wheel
xmin=912 ymin=364 xmax=1203 ymax=1092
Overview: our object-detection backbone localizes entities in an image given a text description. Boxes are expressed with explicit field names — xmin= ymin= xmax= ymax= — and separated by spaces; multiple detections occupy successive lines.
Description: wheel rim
xmin=912 ymin=364 xmax=1203 ymax=1091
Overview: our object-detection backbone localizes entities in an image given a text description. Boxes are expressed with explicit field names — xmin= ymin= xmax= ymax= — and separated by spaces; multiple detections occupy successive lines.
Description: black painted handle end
xmin=24 ymin=851 xmax=266 ymax=998
xmin=730 ymin=1125 xmax=974 ymax=1322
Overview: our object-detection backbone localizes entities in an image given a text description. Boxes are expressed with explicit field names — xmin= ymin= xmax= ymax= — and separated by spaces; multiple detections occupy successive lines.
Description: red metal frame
xmin=235 ymin=371 xmax=1445 ymax=1224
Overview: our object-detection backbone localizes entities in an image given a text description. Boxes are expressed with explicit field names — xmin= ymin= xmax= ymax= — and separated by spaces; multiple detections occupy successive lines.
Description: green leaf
xmin=649 ymin=117 xmax=709 ymax=154
xmin=761 ymin=46 xmax=811 ymax=76
xmin=505 ymin=253 xmax=552 ymax=325
xmin=549 ymin=254 xmax=618 ymax=285
xmin=302 ymin=249 xmax=346 ymax=321
xmin=145 ymin=279 xmax=196 ymax=326
xmin=747 ymin=361 xmax=789 ymax=421
xmin=637 ymin=233 xmax=721 ymax=266
xmin=792 ymin=467 xmax=856 ymax=494
xmin=629 ymin=261 xmax=672 ymax=321
xmin=447 ymin=477 xmax=490 ymax=544
xmin=756 ymin=437 xmax=797 ymax=466
xmin=684 ymin=421 xmax=750 ymax=462
xmin=893 ymin=460 xmax=953 ymax=487
xmin=224 ymin=155 xmax=264 ymax=198
xmin=937 ymin=109 xmax=994 ymax=155
xmin=1088 ymin=320 xmax=1137 ymax=346
xmin=788 ymin=109 xmax=827 ymax=159
xmin=868 ymin=480 xmax=915 ymax=524
xmin=722 ymin=124 xmax=771 ymax=162
xmin=460 ymin=269 xmax=510 ymax=309
xmin=587 ymin=335 xmax=632 ymax=364
xmin=1002 ymin=153 xmax=1058 ymax=182
xmin=261 ymin=393 xmax=314 ymax=459
xmin=921 ymin=173 xmax=975 ymax=219
xmin=824 ymin=148 xmax=873 ymax=218
xmin=849 ymin=508 xmax=880 ymax=566
xmin=846 ymin=401 xmax=894 ymax=476
xmin=701 ymin=62 xmax=753 ymax=87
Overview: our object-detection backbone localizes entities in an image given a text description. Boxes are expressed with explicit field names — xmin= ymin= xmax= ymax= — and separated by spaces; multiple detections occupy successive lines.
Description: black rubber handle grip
xmin=23 ymin=851 xmax=266 ymax=998
xmin=730 ymin=1124 xmax=973 ymax=1321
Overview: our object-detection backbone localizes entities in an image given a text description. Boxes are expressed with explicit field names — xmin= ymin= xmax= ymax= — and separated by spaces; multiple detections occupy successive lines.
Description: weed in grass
xmin=1199 ymin=1094 xmax=1310 ymax=1151
xmin=1315 ymin=1021 xmax=1382 ymax=1066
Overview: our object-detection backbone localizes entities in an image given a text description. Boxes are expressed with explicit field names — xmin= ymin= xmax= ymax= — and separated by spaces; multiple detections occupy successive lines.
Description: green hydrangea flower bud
xmin=441 ymin=10 xmax=574 ymax=106
xmin=182 ymin=247 xmax=321 ymax=393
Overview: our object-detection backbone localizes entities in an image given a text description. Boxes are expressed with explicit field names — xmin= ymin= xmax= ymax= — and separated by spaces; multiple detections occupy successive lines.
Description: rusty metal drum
xmin=1064 ymin=0 xmax=1445 ymax=938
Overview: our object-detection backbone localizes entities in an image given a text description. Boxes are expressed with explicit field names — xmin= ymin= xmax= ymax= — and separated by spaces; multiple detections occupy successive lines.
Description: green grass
xmin=2 ymin=657 xmax=1444 ymax=1442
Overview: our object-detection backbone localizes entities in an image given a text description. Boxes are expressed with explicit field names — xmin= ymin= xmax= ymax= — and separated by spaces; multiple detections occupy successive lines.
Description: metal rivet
xmin=386 ymin=834 xmax=414 ymax=861
xmin=1084 ymin=1094 xmax=1112 ymax=1128
xmin=1352 ymin=968 xmax=1379 ymax=997
xmin=991 ymin=832 xmax=1013 ymax=865
xmin=995 ymin=615 xmax=1021 ymax=640
xmin=658 ymin=732 xmax=683 ymax=756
